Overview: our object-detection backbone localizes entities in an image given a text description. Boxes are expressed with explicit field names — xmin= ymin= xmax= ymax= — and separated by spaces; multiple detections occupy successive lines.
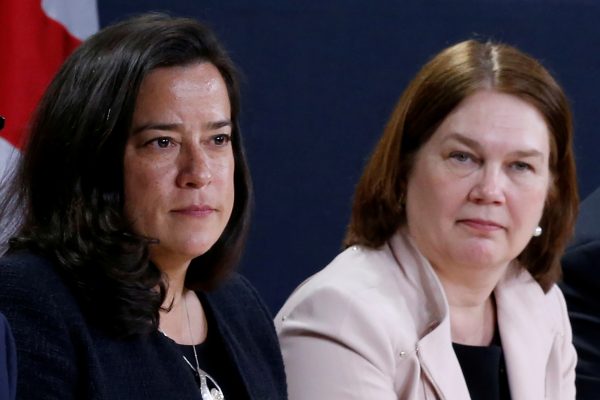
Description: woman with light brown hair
xmin=276 ymin=39 xmax=578 ymax=399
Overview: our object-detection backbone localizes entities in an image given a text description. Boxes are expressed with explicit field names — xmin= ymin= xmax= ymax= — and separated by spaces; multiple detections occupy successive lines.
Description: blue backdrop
xmin=99 ymin=0 xmax=600 ymax=313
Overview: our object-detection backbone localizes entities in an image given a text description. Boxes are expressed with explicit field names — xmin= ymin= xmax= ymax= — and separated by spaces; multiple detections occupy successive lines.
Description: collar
xmin=388 ymin=230 xmax=557 ymax=399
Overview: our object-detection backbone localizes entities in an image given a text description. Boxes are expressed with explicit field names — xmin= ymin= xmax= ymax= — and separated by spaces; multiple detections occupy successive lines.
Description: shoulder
xmin=206 ymin=273 xmax=272 ymax=318
xmin=542 ymin=283 xmax=571 ymax=336
xmin=275 ymin=240 xmax=436 ymax=396
xmin=0 ymin=250 xmax=72 ymax=295
xmin=498 ymin=266 xmax=570 ymax=334
xmin=275 ymin=242 xmax=427 ymax=351
xmin=0 ymin=251 xmax=85 ymax=398
xmin=279 ymin=243 xmax=404 ymax=306
xmin=0 ymin=250 xmax=80 ymax=338
xmin=0 ymin=250 xmax=73 ymax=306
xmin=203 ymin=273 xmax=288 ymax=399
xmin=210 ymin=272 xmax=261 ymax=299
xmin=203 ymin=272 xmax=278 ymax=340
xmin=277 ymin=231 xmax=446 ymax=322
xmin=0 ymin=250 xmax=57 ymax=277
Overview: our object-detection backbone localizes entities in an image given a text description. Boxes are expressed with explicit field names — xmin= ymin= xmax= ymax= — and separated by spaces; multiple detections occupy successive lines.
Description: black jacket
xmin=561 ymin=186 xmax=600 ymax=399
xmin=0 ymin=251 xmax=286 ymax=399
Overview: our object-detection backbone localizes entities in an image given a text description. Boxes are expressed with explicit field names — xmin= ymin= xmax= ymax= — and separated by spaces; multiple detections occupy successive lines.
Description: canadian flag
xmin=0 ymin=0 xmax=99 ymax=179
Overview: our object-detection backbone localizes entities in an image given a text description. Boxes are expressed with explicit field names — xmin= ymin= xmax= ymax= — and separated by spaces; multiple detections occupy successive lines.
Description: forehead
xmin=130 ymin=62 xmax=232 ymax=133
xmin=138 ymin=62 xmax=228 ymax=99
xmin=431 ymin=90 xmax=550 ymax=153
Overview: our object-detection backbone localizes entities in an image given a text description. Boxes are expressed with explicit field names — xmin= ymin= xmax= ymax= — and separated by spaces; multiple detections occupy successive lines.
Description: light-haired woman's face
xmin=123 ymin=62 xmax=235 ymax=271
xmin=405 ymin=90 xmax=551 ymax=275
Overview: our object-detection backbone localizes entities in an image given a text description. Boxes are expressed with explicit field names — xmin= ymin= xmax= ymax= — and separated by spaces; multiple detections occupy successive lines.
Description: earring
xmin=533 ymin=226 xmax=542 ymax=237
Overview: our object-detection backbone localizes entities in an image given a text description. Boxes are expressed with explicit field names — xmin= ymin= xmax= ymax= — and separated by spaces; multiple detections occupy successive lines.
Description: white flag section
xmin=41 ymin=0 xmax=99 ymax=41
xmin=0 ymin=138 xmax=19 ymax=183
xmin=0 ymin=136 xmax=19 ymax=250
xmin=0 ymin=143 xmax=19 ymax=185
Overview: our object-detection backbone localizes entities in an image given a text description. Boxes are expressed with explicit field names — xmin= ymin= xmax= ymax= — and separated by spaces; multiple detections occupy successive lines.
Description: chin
xmin=182 ymin=241 xmax=220 ymax=258
xmin=456 ymin=244 xmax=504 ymax=268
xmin=150 ymin=236 xmax=222 ymax=265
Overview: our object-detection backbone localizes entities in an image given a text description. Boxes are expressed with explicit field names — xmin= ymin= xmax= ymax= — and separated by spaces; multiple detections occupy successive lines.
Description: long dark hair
xmin=0 ymin=13 xmax=252 ymax=336
xmin=346 ymin=40 xmax=577 ymax=291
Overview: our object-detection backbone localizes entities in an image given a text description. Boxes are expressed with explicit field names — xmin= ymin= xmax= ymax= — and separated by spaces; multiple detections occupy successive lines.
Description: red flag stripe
xmin=0 ymin=1 xmax=83 ymax=150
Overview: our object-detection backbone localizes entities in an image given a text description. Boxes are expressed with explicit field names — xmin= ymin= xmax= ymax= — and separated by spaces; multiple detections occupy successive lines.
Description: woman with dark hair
xmin=276 ymin=40 xmax=578 ymax=399
xmin=0 ymin=14 xmax=286 ymax=400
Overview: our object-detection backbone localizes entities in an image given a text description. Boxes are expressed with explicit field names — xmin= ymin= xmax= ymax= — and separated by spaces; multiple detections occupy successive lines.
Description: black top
xmin=560 ymin=186 xmax=600 ymax=399
xmin=0 ymin=250 xmax=287 ymax=399
xmin=453 ymin=335 xmax=511 ymax=400
xmin=176 ymin=298 xmax=247 ymax=399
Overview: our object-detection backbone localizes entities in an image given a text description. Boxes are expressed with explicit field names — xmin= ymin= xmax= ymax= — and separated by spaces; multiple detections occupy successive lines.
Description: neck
xmin=163 ymin=268 xmax=187 ymax=309
xmin=433 ymin=263 xmax=507 ymax=346
xmin=433 ymin=257 xmax=509 ymax=305
xmin=449 ymin=295 xmax=496 ymax=345
xmin=151 ymin=252 xmax=190 ymax=306
xmin=156 ymin=260 xmax=207 ymax=345
xmin=159 ymin=288 xmax=207 ymax=345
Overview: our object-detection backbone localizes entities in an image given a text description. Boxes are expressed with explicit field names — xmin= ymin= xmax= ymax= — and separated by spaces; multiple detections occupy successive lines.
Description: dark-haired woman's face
xmin=123 ymin=63 xmax=235 ymax=271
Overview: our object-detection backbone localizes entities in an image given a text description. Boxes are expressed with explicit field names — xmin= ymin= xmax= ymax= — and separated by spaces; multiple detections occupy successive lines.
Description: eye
xmin=449 ymin=151 xmax=473 ymax=163
xmin=510 ymin=161 xmax=533 ymax=172
xmin=212 ymin=134 xmax=231 ymax=147
xmin=146 ymin=137 xmax=175 ymax=148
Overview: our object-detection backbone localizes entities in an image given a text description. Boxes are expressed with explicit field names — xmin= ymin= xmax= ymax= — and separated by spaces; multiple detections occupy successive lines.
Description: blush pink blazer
xmin=275 ymin=230 xmax=576 ymax=399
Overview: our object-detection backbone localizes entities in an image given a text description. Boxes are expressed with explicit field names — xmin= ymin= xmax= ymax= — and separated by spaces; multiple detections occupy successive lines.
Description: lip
xmin=171 ymin=205 xmax=216 ymax=217
xmin=457 ymin=218 xmax=505 ymax=232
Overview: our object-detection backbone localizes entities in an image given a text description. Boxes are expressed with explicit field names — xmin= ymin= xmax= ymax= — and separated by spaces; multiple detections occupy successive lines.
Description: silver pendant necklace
xmin=183 ymin=293 xmax=225 ymax=400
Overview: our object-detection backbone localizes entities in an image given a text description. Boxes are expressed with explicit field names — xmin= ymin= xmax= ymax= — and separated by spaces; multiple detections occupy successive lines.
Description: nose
xmin=468 ymin=164 xmax=505 ymax=204
xmin=175 ymin=144 xmax=212 ymax=188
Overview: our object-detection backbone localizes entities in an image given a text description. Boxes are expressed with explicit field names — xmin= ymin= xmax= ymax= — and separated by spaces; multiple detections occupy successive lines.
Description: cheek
xmin=520 ymin=187 xmax=548 ymax=219
xmin=213 ymin=154 xmax=235 ymax=197
xmin=407 ymin=163 xmax=456 ymax=217
xmin=521 ymin=173 xmax=551 ymax=210
xmin=122 ymin=159 xmax=165 ymax=223
xmin=506 ymin=184 xmax=549 ymax=234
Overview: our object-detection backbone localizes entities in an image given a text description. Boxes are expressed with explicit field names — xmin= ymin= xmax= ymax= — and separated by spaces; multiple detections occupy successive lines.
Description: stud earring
xmin=533 ymin=226 xmax=542 ymax=237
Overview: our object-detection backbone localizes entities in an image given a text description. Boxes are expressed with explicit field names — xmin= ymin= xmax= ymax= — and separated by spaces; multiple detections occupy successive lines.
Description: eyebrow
xmin=206 ymin=119 xmax=233 ymax=130
xmin=131 ymin=119 xmax=232 ymax=136
xmin=444 ymin=133 xmax=545 ymax=159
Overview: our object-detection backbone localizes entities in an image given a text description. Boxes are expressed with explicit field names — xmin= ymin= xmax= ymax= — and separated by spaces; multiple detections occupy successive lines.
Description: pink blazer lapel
xmin=391 ymin=233 xmax=472 ymax=399
xmin=417 ymin=317 xmax=472 ymax=400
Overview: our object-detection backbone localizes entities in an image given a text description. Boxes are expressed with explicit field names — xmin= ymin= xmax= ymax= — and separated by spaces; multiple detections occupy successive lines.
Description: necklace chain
xmin=183 ymin=294 xmax=202 ymax=374
xmin=182 ymin=292 xmax=225 ymax=400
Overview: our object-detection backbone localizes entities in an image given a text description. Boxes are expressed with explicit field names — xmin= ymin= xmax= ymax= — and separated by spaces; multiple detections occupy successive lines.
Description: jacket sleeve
xmin=0 ymin=257 xmax=79 ymax=400
xmin=276 ymin=285 xmax=400 ymax=400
